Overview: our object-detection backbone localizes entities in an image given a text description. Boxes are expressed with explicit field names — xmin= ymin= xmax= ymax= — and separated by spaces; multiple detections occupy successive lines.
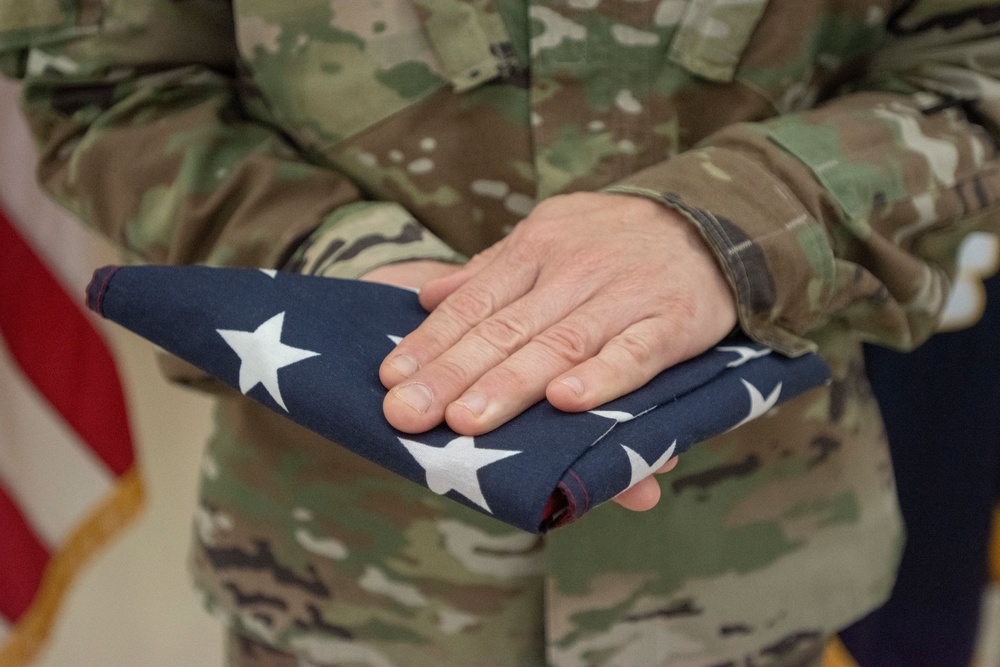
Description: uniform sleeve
xmin=608 ymin=1 xmax=1000 ymax=356
xmin=0 ymin=0 xmax=461 ymax=276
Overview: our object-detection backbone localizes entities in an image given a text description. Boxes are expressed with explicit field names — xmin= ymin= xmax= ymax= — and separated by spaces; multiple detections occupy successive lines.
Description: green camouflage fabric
xmin=2 ymin=1 xmax=1000 ymax=664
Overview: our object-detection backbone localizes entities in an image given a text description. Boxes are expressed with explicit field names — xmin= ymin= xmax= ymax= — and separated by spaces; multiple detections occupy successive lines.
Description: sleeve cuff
xmin=605 ymin=146 xmax=836 ymax=357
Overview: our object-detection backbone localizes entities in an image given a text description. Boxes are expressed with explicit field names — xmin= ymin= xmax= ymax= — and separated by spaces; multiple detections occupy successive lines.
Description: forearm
xmin=610 ymin=2 xmax=1000 ymax=355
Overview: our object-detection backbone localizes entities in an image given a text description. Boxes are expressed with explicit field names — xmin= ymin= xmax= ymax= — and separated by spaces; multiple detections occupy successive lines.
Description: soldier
xmin=1 ymin=1 xmax=998 ymax=666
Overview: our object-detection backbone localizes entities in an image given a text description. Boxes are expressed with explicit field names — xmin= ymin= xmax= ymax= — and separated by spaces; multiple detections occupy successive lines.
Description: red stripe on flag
xmin=0 ymin=484 xmax=50 ymax=623
xmin=0 ymin=209 xmax=134 ymax=476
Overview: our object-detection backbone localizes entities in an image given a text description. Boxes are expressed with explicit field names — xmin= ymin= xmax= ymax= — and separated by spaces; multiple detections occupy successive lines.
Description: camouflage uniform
xmin=2 ymin=1 xmax=999 ymax=665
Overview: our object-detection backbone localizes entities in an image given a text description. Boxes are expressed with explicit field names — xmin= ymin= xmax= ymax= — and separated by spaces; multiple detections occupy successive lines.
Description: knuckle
xmin=484 ymin=363 xmax=531 ymax=396
xmin=648 ymin=293 xmax=698 ymax=340
xmin=666 ymin=292 xmax=699 ymax=324
xmin=535 ymin=323 xmax=591 ymax=364
xmin=440 ymin=287 xmax=496 ymax=329
xmin=473 ymin=312 xmax=531 ymax=354
xmin=614 ymin=330 xmax=659 ymax=368
xmin=428 ymin=356 xmax=474 ymax=391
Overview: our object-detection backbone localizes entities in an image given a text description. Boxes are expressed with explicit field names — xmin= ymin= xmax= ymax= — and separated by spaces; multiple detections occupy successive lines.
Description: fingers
xmin=547 ymin=315 xmax=693 ymax=413
xmin=611 ymin=456 xmax=679 ymax=511
xmin=612 ymin=477 xmax=661 ymax=511
xmin=380 ymin=248 xmax=536 ymax=386
xmin=656 ymin=456 xmax=679 ymax=475
xmin=378 ymin=192 xmax=739 ymax=437
xmin=441 ymin=300 xmax=630 ymax=434
xmin=384 ymin=288 xmax=699 ymax=435
xmin=383 ymin=280 xmax=612 ymax=433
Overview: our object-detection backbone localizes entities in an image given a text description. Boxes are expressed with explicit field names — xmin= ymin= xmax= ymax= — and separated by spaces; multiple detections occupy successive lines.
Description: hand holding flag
xmin=87 ymin=265 xmax=829 ymax=533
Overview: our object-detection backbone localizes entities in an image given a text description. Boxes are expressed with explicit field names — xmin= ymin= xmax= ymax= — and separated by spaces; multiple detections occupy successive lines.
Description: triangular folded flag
xmin=86 ymin=265 xmax=830 ymax=533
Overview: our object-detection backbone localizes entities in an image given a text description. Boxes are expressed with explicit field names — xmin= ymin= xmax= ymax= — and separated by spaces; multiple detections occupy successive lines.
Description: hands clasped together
xmin=363 ymin=193 xmax=738 ymax=510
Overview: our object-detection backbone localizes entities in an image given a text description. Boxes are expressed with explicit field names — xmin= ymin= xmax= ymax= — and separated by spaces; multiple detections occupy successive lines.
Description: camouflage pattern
xmin=203 ymin=394 xmax=548 ymax=667
xmin=2 ymin=1 xmax=999 ymax=665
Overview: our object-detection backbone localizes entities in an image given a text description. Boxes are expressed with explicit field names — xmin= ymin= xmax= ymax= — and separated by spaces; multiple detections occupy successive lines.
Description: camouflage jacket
xmin=2 ymin=1 xmax=999 ymax=665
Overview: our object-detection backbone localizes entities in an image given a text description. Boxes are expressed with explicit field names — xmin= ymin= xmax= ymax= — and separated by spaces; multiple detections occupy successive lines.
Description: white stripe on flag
xmin=0 ymin=336 xmax=113 ymax=548
xmin=0 ymin=74 xmax=123 ymax=550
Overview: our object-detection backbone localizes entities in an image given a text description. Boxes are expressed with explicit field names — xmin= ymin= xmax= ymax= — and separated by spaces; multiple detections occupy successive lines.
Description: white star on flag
xmin=622 ymin=441 xmax=677 ymax=491
xmin=717 ymin=345 xmax=772 ymax=368
xmin=397 ymin=436 xmax=520 ymax=513
xmin=217 ymin=312 xmax=320 ymax=411
xmin=729 ymin=379 xmax=781 ymax=431
xmin=589 ymin=410 xmax=636 ymax=423
xmin=588 ymin=407 xmax=660 ymax=447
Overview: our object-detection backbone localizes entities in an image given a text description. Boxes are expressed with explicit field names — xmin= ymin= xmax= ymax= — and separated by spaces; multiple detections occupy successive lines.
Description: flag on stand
xmin=87 ymin=263 xmax=830 ymax=533
xmin=0 ymin=209 xmax=143 ymax=666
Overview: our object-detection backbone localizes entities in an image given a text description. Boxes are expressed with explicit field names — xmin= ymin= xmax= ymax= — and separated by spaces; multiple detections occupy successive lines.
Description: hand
xmin=380 ymin=193 xmax=737 ymax=431
xmin=361 ymin=256 xmax=683 ymax=511
xmin=375 ymin=193 xmax=738 ymax=510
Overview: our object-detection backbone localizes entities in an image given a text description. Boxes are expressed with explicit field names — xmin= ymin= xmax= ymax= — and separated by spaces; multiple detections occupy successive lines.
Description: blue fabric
xmin=841 ymin=273 xmax=1000 ymax=666
xmin=87 ymin=265 xmax=830 ymax=533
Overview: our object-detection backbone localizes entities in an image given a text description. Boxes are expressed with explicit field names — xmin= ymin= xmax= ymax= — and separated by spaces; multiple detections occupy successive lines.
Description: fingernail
xmin=389 ymin=354 xmax=418 ymax=377
xmin=559 ymin=376 xmax=584 ymax=396
xmin=393 ymin=383 xmax=433 ymax=414
xmin=456 ymin=390 xmax=488 ymax=417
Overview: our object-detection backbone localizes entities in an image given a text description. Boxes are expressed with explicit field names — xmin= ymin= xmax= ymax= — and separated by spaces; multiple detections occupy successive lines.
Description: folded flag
xmin=86 ymin=265 xmax=830 ymax=533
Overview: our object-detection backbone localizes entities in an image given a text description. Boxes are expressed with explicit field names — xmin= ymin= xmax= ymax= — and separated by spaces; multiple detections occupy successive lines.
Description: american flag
xmin=87 ymin=264 xmax=830 ymax=533
xmin=0 ymin=210 xmax=141 ymax=666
